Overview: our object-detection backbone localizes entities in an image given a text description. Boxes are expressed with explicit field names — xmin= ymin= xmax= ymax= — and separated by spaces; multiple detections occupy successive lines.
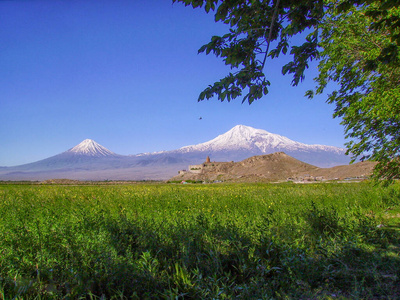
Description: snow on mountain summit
xmin=211 ymin=125 xmax=301 ymax=150
xmin=179 ymin=125 xmax=344 ymax=154
xmin=67 ymin=139 xmax=117 ymax=157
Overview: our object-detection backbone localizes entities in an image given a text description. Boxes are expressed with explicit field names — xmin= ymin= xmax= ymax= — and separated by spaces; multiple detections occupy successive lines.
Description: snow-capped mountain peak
xmin=67 ymin=139 xmax=117 ymax=157
xmin=215 ymin=125 xmax=300 ymax=149
xmin=178 ymin=125 xmax=345 ymax=156
xmin=179 ymin=125 xmax=302 ymax=152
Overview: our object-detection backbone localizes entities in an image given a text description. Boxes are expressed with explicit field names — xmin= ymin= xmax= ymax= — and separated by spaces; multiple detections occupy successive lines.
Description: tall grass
xmin=0 ymin=182 xmax=399 ymax=299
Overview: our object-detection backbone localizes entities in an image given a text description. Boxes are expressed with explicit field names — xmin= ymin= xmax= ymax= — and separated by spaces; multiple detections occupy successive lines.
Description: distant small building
xmin=188 ymin=164 xmax=203 ymax=174
xmin=205 ymin=156 xmax=211 ymax=163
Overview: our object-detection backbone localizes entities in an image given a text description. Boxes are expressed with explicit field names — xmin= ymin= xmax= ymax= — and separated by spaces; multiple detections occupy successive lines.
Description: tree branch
xmin=261 ymin=0 xmax=281 ymax=71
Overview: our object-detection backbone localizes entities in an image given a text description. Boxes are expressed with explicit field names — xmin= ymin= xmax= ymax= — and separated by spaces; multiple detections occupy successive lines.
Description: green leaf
xmin=304 ymin=90 xmax=314 ymax=99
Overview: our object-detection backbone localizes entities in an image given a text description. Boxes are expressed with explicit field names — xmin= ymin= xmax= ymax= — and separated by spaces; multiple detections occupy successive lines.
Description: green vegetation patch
xmin=0 ymin=182 xmax=399 ymax=299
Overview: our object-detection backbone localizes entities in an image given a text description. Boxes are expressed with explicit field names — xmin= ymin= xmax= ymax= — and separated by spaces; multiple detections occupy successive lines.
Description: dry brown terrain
xmin=169 ymin=152 xmax=377 ymax=183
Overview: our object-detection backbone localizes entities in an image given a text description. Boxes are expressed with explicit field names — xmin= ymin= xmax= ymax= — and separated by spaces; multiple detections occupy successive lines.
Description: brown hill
xmin=297 ymin=161 xmax=377 ymax=180
xmin=169 ymin=152 xmax=376 ymax=183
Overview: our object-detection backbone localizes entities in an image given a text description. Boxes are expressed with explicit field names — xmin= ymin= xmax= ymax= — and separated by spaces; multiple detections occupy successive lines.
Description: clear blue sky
xmin=0 ymin=0 xmax=345 ymax=166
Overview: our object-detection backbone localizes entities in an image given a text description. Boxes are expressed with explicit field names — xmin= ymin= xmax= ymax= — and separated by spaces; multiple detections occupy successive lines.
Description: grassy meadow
xmin=0 ymin=181 xmax=399 ymax=299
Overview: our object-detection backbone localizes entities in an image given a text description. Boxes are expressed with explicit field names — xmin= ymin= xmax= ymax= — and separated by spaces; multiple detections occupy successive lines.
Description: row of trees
xmin=174 ymin=0 xmax=400 ymax=183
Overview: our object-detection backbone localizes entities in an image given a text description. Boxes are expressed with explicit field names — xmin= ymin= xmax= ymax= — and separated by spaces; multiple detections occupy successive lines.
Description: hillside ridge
xmin=170 ymin=152 xmax=375 ymax=183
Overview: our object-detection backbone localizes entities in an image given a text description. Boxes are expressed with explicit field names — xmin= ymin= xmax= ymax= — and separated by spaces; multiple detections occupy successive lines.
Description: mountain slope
xmin=179 ymin=125 xmax=341 ymax=153
xmin=165 ymin=125 xmax=349 ymax=167
xmin=4 ymin=139 xmax=122 ymax=171
xmin=0 ymin=125 xmax=352 ymax=180
xmin=0 ymin=139 xmax=189 ymax=180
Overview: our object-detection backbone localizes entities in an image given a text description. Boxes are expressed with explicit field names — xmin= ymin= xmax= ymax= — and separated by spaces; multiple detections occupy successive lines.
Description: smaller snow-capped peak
xmin=67 ymin=139 xmax=117 ymax=157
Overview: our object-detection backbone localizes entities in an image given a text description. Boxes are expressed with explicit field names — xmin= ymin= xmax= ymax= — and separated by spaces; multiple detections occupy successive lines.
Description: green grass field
xmin=0 ymin=182 xmax=399 ymax=299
